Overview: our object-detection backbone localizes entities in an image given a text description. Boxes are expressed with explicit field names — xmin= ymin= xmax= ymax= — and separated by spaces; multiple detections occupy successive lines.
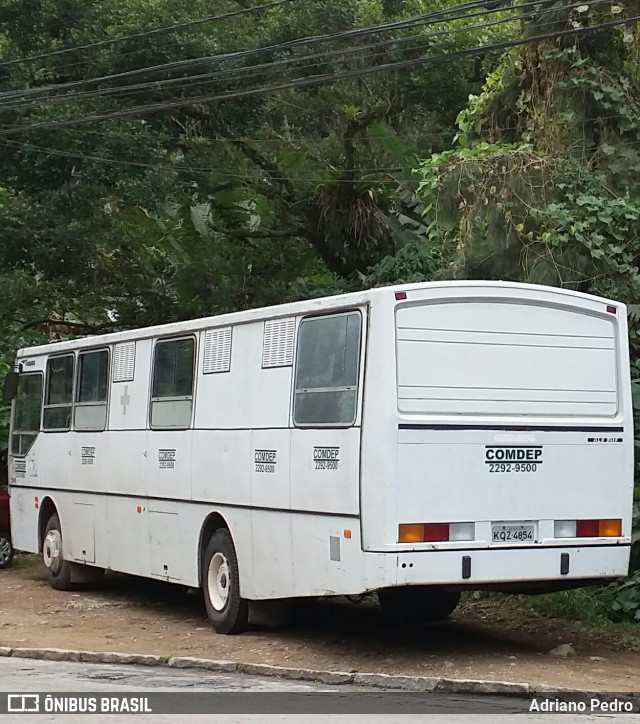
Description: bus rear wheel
xmin=43 ymin=513 xmax=73 ymax=591
xmin=378 ymin=587 xmax=460 ymax=623
xmin=202 ymin=529 xmax=248 ymax=634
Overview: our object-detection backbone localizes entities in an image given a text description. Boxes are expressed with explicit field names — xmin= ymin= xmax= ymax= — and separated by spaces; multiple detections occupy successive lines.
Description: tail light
xmin=554 ymin=519 xmax=622 ymax=538
xmin=398 ymin=522 xmax=474 ymax=543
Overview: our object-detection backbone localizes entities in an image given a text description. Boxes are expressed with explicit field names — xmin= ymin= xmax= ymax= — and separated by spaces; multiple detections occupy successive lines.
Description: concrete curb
xmin=3 ymin=646 xmax=637 ymax=700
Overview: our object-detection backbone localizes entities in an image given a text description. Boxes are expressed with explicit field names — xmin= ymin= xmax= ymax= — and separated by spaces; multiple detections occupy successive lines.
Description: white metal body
xmin=8 ymin=282 xmax=634 ymax=598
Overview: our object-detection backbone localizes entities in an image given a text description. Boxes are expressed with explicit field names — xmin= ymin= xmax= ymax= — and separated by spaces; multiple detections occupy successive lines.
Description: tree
xmin=0 ymin=0 xmax=517 ymax=332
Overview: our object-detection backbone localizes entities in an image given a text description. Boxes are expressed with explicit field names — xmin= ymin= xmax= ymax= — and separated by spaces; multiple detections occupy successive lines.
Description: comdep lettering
xmin=485 ymin=446 xmax=543 ymax=462
xmin=254 ymin=450 xmax=277 ymax=463
xmin=313 ymin=447 xmax=340 ymax=460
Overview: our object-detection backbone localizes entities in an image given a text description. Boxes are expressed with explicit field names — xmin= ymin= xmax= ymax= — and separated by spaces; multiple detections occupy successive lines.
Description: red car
xmin=0 ymin=485 xmax=13 ymax=568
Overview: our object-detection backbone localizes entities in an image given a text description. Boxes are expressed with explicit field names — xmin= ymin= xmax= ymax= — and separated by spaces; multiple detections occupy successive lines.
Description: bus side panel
xmin=290 ymin=514 xmax=367 ymax=596
xmin=105 ymin=494 xmax=151 ymax=577
xmin=147 ymin=431 xmax=193 ymax=500
xmin=195 ymin=321 xmax=294 ymax=431
xmin=289 ymin=428 xmax=361 ymax=515
xmin=191 ymin=431 xmax=251 ymax=506
xmin=103 ymin=496 xmax=255 ymax=591
xmin=104 ymin=431 xmax=148 ymax=497
xmin=8 ymin=483 xmax=40 ymax=553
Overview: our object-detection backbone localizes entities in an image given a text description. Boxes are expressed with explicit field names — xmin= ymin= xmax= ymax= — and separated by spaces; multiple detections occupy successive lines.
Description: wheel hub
xmin=207 ymin=552 xmax=230 ymax=611
xmin=43 ymin=530 xmax=63 ymax=575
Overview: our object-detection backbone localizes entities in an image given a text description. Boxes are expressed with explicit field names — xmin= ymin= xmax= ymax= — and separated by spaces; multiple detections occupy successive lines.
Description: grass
xmin=525 ymin=587 xmax=620 ymax=627
xmin=10 ymin=552 xmax=40 ymax=568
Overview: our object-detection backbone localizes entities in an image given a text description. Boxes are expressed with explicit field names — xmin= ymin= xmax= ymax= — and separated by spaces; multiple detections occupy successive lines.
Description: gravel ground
xmin=2 ymin=556 xmax=640 ymax=692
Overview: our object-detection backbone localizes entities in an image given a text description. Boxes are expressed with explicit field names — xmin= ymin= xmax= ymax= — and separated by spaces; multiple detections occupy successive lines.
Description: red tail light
xmin=576 ymin=520 xmax=600 ymax=537
xmin=423 ymin=523 xmax=450 ymax=542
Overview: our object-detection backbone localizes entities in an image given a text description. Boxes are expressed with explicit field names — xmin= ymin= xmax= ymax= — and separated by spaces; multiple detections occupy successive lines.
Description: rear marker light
xmin=395 ymin=291 xmax=407 ymax=301
xmin=398 ymin=524 xmax=425 ymax=543
xmin=606 ymin=305 xmax=617 ymax=314
xmin=598 ymin=519 xmax=622 ymax=537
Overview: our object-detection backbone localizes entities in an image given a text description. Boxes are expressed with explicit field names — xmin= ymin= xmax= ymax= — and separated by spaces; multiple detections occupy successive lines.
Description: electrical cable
xmin=2 ymin=133 xmax=638 ymax=182
xmin=0 ymin=0 xmax=298 ymax=69
xmin=0 ymin=4 xmax=530 ymax=112
xmin=0 ymin=0 xmax=543 ymax=101
xmin=0 ymin=13 xmax=633 ymax=137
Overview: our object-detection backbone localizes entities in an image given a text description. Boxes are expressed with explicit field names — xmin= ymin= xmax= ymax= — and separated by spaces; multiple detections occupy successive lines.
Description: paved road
xmin=0 ymin=658 xmax=636 ymax=723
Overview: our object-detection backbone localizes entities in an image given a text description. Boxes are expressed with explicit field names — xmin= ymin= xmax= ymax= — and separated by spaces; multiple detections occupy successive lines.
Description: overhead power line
xmin=0 ymin=0 xmax=609 ymax=113
xmin=0 ymin=13 xmax=634 ymax=137
xmin=9 ymin=0 xmax=496 ymax=79
xmin=2 ymin=125 xmax=637 ymax=180
xmin=0 ymin=112 xmax=629 ymax=148
xmin=0 ymin=0 xmax=526 ymax=102
xmin=0 ymin=0 xmax=297 ymax=69
xmin=0 ymin=0 xmax=539 ymax=113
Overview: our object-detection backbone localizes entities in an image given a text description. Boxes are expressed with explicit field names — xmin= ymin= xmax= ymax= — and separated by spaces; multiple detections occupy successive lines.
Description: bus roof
xmin=15 ymin=280 xmax=620 ymax=358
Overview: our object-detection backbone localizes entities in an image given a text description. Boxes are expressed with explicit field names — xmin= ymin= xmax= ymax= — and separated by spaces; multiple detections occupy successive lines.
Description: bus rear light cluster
xmin=554 ymin=519 xmax=622 ymax=538
xmin=398 ymin=522 xmax=475 ymax=543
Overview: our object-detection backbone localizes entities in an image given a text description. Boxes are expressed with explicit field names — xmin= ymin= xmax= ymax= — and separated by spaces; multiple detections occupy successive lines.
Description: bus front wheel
xmin=202 ymin=529 xmax=248 ymax=634
xmin=378 ymin=587 xmax=460 ymax=623
xmin=43 ymin=513 xmax=73 ymax=591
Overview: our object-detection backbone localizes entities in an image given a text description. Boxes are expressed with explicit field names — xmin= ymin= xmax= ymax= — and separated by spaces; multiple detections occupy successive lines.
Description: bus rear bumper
xmin=390 ymin=544 xmax=630 ymax=588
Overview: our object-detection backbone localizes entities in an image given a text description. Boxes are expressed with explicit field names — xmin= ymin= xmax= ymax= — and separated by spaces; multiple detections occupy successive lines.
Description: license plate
xmin=492 ymin=524 xmax=535 ymax=543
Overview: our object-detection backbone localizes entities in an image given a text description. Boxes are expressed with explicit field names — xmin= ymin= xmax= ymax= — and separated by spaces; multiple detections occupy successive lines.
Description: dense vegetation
xmin=0 ymin=0 xmax=638 ymax=620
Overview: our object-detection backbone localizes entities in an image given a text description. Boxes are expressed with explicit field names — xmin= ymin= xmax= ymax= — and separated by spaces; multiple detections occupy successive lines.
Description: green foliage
xmin=0 ymin=0 xmax=505 ymax=339
xmin=529 ymin=571 xmax=640 ymax=627
xmin=366 ymin=234 xmax=454 ymax=286
xmin=529 ymin=585 xmax=623 ymax=627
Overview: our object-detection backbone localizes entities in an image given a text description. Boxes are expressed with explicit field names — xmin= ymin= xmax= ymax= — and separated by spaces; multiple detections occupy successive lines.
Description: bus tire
xmin=43 ymin=513 xmax=74 ymax=591
xmin=378 ymin=587 xmax=460 ymax=622
xmin=0 ymin=531 xmax=13 ymax=569
xmin=202 ymin=529 xmax=248 ymax=634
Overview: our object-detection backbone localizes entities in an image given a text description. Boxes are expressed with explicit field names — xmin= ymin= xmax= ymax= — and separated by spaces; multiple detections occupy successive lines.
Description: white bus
xmin=5 ymin=281 xmax=634 ymax=634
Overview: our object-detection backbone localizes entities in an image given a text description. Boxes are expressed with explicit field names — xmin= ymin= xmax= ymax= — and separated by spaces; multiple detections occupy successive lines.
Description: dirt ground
xmin=2 ymin=555 xmax=640 ymax=692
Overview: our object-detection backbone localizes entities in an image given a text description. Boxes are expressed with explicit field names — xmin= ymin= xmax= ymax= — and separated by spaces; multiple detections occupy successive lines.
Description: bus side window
xmin=11 ymin=373 xmax=43 ymax=455
xmin=293 ymin=312 xmax=361 ymax=427
xmin=43 ymin=355 xmax=74 ymax=431
xmin=75 ymin=349 xmax=109 ymax=431
xmin=150 ymin=337 xmax=195 ymax=429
